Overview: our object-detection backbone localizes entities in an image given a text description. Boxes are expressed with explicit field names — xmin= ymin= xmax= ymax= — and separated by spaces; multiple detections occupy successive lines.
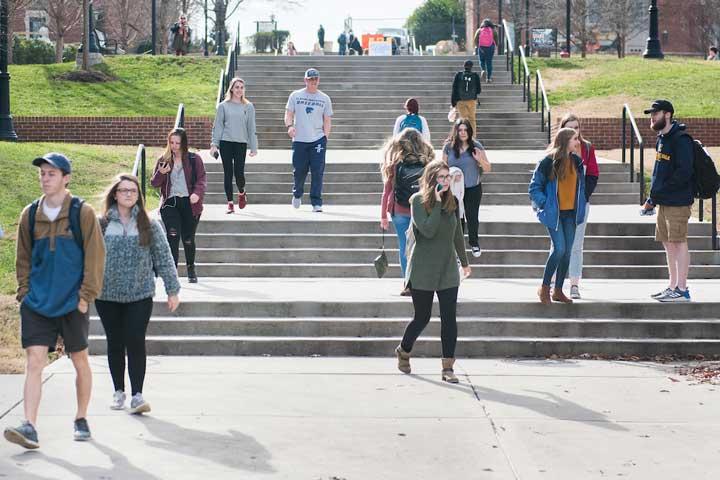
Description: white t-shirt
xmin=285 ymin=88 xmax=333 ymax=143
xmin=42 ymin=202 xmax=62 ymax=222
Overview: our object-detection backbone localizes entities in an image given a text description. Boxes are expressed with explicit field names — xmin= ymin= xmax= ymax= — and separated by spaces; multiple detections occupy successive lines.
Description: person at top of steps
xmin=395 ymin=160 xmax=471 ymax=384
xmin=529 ymin=128 xmax=587 ymax=305
xmin=473 ymin=18 xmax=497 ymax=83
xmin=211 ymin=77 xmax=258 ymax=214
xmin=443 ymin=118 xmax=491 ymax=259
xmin=380 ymin=128 xmax=434 ymax=296
xmin=451 ymin=60 xmax=482 ymax=135
xmin=284 ymin=68 xmax=333 ymax=213
xmin=95 ymin=174 xmax=180 ymax=416
xmin=393 ymin=98 xmax=431 ymax=144
xmin=559 ymin=113 xmax=599 ymax=300
xmin=151 ymin=128 xmax=207 ymax=283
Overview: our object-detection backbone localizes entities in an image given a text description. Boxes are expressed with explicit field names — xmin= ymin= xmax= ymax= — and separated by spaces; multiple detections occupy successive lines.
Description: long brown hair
xmin=224 ymin=77 xmax=250 ymax=104
xmin=546 ymin=127 xmax=577 ymax=181
xmin=380 ymin=127 xmax=434 ymax=183
xmin=102 ymin=174 xmax=152 ymax=247
xmin=446 ymin=118 xmax=477 ymax=160
xmin=419 ymin=160 xmax=456 ymax=214
xmin=159 ymin=127 xmax=189 ymax=165
xmin=559 ymin=112 xmax=591 ymax=149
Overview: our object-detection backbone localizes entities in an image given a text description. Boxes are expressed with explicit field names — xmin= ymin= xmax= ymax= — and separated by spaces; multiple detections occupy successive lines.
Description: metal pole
xmin=699 ymin=199 xmax=704 ymax=222
xmin=643 ymin=0 xmax=664 ymax=59
xmin=712 ymin=195 xmax=718 ymax=250
xmin=0 ymin=0 xmax=18 ymax=141
xmin=203 ymin=0 xmax=208 ymax=56
xmin=140 ymin=148 xmax=146 ymax=200
xmin=525 ymin=0 xmax=530 ymax=56
xmin=151 ymin=0 xmax=157 ymax=54
xmin=630 ymin=135 xmax=635 ymax=183
xmin=639 ymin=141 xmax=645 ymax=204
xmin=622 ymin=108 xmax=627 ymax=164
xmin=566 ymin=0 xmax=571 ymax=55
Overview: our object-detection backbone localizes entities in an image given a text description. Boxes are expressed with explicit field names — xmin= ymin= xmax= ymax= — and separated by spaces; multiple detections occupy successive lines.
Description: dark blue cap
xmin=32 ymin=152 xmax=72 ymax=174
xmin=304 ymin=68 xmax=320 ymax=79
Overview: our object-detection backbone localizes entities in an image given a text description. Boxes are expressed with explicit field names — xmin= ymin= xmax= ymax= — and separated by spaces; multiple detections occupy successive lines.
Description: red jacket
xmin=581 ymin=141 xmax=599 ymax=201
xmin=151 ymin=152 xmax=207 ymax=217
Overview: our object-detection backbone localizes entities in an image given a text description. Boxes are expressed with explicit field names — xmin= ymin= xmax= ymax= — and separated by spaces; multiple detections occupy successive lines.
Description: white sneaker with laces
xmin=471 ymin=246 xmax=482 ymax=258
xmin=570 ymin=285 xmax=581 ymax=300
xmin=128 ymin=393 xmax=151 ymax=415
xmin=292 ymin=197 xmax=301 ymax=209
xmin=312 ymin=205 xmax=323 ymax=213
xmin=110 ymin=390 xmax=126 ymax=410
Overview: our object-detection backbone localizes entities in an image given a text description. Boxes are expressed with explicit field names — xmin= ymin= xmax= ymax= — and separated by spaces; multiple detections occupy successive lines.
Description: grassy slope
xmin=10 ymin=56 xmax=224 ymax=117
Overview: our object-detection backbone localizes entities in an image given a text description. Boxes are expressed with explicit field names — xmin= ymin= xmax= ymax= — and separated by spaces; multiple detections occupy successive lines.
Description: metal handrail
xmin=502 ymin=20 xmax=515 ymax=84
xmin=621 ymin=105 xmax=645 ymax=204
xmin=217 ymin=21 xmax=241 ymax=107
xmin=131 ymin=144 xmax=147 ymax=200
xmin=518 ymin=45 xmax=531 ymax=112
xmin=174 ymin=103 xmax=185 ymax=129
xmin=535 ymin=70 xmax=551 ymax=144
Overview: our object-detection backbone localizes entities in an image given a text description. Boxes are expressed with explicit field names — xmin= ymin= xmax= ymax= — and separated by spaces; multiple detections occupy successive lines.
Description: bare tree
xmin=43 ymin=0 xmax=82 ymax=62
xmin=7 ymin=0 xmax=34 ymax=64
xmin=597 ymin=0 xmax=647 ymax=58
xmin=159 ymin=0 xmax=182 ymax=54
xmin=103 ymin=0 xmax=149 ymax=51
xmin=686 ymin=0 xmax=720 ymax=53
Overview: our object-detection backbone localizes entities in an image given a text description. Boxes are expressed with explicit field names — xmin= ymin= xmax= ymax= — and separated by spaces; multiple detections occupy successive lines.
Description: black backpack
xmin=28 ymin=196 xmax=84 ymax=250
xmin=394 ymin=159 xmax=425 ymax=208
xmin=680 ymin=133 xmax=720 ymax=199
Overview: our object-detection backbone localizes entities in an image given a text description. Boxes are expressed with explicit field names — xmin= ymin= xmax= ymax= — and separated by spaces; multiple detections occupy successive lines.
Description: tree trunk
xmin=55 ymin=34 xmax=65 ymax=63
xmin=81 ymin=0 xmax=89 ymax=69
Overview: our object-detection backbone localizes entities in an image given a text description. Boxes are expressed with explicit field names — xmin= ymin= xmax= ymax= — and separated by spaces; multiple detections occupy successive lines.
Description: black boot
xmin=187 ymin=265 xmax=198 ymax=283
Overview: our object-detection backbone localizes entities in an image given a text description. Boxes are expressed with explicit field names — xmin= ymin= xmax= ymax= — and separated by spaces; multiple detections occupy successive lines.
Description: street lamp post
xmin=565 ymin=0 xmax=571 ymax=56
xmin=203 ymin=0 xmax=209 ymax=56
xmin=151 ymin=0 xmax=157 ymax=54
xmin=0 ymin=0 xmax=18 ymax=141
xmin=525 ymin=0 xmax=530 ymax=55
xmin=643 ymin=0 xmax=664 ymax=59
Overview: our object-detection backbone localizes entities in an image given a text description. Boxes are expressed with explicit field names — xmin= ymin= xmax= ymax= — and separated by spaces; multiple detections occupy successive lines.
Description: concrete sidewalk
xmin=1 ymin=357 xmax=717 ymax=479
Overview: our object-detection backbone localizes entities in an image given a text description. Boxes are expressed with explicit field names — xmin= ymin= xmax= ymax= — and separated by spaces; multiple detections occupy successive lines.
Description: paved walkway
xmin=1 ymin=357 xmax=717 ymax=479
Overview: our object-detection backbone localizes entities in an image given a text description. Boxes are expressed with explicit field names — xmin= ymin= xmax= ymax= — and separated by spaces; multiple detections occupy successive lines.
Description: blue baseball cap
xmin=304 ymin=68 xmax=320 ymax=79
xmin=32 ymin=152 xmax=72 ymax=174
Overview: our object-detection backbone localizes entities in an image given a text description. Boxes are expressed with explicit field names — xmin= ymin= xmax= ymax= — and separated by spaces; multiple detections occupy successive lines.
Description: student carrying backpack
xmin=393 ymin=98 xmax=431 ymax=143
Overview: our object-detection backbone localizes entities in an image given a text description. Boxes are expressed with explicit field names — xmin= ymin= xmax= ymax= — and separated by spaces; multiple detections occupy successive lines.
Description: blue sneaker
xmin=73 ymin=418 xmax=92 ymax=441
xmin=658 ymin=287 xmax=691 ymax=303
xmin=4 ymin=421 xmax=39 ymax=449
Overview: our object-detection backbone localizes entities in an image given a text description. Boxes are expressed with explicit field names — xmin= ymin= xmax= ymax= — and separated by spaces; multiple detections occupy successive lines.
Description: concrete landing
xmin=1 ymin=357 xmax=717 ymax=479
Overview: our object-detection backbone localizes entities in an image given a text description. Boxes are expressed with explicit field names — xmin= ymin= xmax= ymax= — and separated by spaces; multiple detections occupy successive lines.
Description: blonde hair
xmin=380 ymin=128 xmax=434 ymax=183
xmin=419 ymin=160 xmax=456 ymax=214
xmin=546 ymin=127 xmax=578 ymax=181
xmin=224 ymin=77 xmax=250 ymax=104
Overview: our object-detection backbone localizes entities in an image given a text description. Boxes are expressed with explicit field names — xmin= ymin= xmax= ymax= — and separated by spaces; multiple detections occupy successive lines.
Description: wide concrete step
xmin=89 ymin=316 xmax=720 ymax=339
xmin=176 ymin=263 xmax=720 ymax=279
xmin=251 ymin=94 xmax=525 ymax=103
xmin=192 ymin=233 xmax=714 ymax=251
xmin=249 ymin=131 xmax=547 ymax=142
xmin=254 ymin=125 xmax=544 ymax=135
xmin=250 ymin=140 xmax=549 ymax=150
xmin=247 ymin=85 xmax=523 ymax=95
xmin=185 ymin=248 xmax=720 ymax=266
xmin=88 ymin=335 xmax=720 ymax=357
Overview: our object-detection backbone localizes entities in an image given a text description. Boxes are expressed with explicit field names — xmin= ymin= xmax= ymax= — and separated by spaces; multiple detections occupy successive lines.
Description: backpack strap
xmin=28 ymin=199 xmax=40 ymax=248
xmin=68 ymin=197 xmax=85 ymax=251
xmin=188 ymin=152 xmax=198 ymax=189
xmin=98 ymin=215 xmax=109 ymax=235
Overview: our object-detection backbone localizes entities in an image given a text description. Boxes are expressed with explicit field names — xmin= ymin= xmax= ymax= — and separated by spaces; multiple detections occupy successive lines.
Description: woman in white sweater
xmin=210 ymin=77 xmax=258 ymax=213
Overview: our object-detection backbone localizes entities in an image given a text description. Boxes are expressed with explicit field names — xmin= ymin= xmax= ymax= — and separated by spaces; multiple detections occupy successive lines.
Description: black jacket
xmin=649 ymin=121 xmax=694 ymax=207
xmin=451 ymin=70 xmax=482 ymax=106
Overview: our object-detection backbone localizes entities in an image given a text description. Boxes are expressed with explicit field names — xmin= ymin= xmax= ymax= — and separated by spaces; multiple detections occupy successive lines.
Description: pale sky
xmin=202 ymin=0 xmax=427 ymax=53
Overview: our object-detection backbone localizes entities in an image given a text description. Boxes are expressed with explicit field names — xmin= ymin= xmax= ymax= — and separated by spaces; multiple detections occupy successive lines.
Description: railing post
xmin=527 ymin=77 xmax=531 ymax=112
xmin=140 ymin=147 xmax=146 ymax=200
xmin=535 ymin=72 xmax=539 ymax=112
xmin=639 ymin=141 xmax=645 ymax=204
xmin=540 ymin=95 xmax=545 ymax=133
xmin=510 ymin=50 xmax=515 ymax=84
xmin=622 ymin=107 xmax=627 ymax=164
xmin=699 ymin=199 xmax=704 ymax=222
xmin=547 ymin=110 xmax=551 ymax=144
xmin=712 ymin=194 xmax=718 ymax=250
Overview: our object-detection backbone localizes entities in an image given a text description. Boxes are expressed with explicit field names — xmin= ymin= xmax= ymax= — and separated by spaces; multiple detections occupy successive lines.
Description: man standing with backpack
xmin=451 ymin=60 xmax=482 ymax=135
xmin=4 ymin=153 xmax=105 ymax=449
xmin=641 ymin=100 xmax=695 ymax=302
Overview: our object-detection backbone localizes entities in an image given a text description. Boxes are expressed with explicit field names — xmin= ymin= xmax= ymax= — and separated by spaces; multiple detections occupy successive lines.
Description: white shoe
xmin=471 ymin=246 xmax=482 ymax=258
xmin=110 ymin=390 xmax=126 ymax=410
xmin=312 ymin=205 xmax=323 ymax=213
xmin=570 ymin=285 xmax=581 ymax=300
xmin=128 ymin=393 xmax=151 ymax=415
xmin=292 ymin=197 xmax=301 ymax=209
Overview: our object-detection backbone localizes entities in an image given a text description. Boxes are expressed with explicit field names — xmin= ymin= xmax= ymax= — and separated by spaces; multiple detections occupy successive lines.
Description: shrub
xmin=63 ymin=44 xmax=79 ymax=62
xmin=12 ymin=37 xmax=55 ymax=64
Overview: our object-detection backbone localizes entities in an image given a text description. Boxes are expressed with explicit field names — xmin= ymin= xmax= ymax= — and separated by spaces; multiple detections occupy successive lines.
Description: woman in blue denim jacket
xmin=529 ymin=128 xmax=587 ymax=304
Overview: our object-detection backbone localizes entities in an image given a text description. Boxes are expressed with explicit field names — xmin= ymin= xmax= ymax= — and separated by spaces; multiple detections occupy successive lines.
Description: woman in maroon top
xmin=560 ymin=114 xmax=599 ymax=299
xmin=380 ymin=128 xmax=434 ymax=296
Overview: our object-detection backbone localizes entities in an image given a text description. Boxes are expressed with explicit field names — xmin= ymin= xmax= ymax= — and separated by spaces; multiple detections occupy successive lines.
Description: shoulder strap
xmin=188 ymin=152 xmax=198 ymax=188
xmin=68 ymin=197 xmax=85 ymax=251
xmin=28 ymin=199 xmax=40 ymax=248
xmin=98 ymin=215 xmax=109 ymax=235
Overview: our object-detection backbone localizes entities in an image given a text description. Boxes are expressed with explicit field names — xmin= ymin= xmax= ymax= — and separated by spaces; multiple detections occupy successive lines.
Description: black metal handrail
xmin=131 ymin=144 xmax=147 ymax=200
xmin=535 ymin=71 xmax=551 ymax=144
xmin=174 ymin=103 xmax=185 ymax=129
xmin=503 ymin=20 xmax=515 ymax=84
xmin=700 ymin=194 xmax=719 ymax=249
xmin=621 ymin=104 xmax=645 ymax=204
xmin=517 ymin=45 xmax=531 ymax=112
xmin=217 ymin=21 xmax=241 ymax=106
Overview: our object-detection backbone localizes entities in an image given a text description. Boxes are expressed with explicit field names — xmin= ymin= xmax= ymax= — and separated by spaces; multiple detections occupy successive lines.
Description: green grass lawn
xmin=525 ymin=55 xmax=720 ymax=117
xmin=9 ymin=56 xmax=225 ymax=117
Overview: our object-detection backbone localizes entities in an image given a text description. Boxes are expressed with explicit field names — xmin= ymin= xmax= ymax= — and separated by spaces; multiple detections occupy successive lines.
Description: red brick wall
xmin=553 ymin=117 xmax=720 ymax=150
xmin=13 ymin=117 xmax=214 ymax=147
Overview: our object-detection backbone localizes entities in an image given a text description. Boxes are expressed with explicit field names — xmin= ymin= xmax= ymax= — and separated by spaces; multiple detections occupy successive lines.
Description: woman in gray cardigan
xmin=396 ymin=160 xmax=471 ymax=383
xmin=95 ymin=174 xmax=180 ymax=415
xmin=210 ymin=77 xmax=258 ymax=213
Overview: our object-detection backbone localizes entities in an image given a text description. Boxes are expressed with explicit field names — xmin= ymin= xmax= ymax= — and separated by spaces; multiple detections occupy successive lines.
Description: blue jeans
xmin=542 ymin=210 xmax=577 ymax=290
xmin=569 ymin=204 xmax=590 ymax=281
xmin=479 ymin=44 xmax=495 ymax=79
xmin=391 ymin=214 xmax=411 ymax=279
xmin=292 ymin=136 xmax=327 ymax=207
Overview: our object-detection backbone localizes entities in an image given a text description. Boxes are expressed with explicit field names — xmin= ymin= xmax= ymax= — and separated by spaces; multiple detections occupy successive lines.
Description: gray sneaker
xmin=570 ymin=285 xmax=581 ymax=299
xmin=110 ymin=390 xmax=126 ymax=410
xmin=129 ymin=393 xmax=151 ymax=415
xmin=651 ymin=287 xmax=674 ymax=300
xmin=4 ymin=421 xmax=39 ymax=449
xmin=292 ymin=197 xmax=301 ymax=209
xmin=312 ymin=205 xmax=323 ymax=213
xmin=73 ymin=418 xmax=91 ymax=441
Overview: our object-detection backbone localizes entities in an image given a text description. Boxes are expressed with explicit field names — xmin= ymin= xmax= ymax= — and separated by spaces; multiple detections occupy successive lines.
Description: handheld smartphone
xmin=436 ymin=183 xmax=444 ymax=192
xmin=212 ymin=151 xmax=220 ymax=159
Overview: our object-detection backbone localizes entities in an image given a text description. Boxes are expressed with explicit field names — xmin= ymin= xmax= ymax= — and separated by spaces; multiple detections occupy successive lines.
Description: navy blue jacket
xmin=529 ymin=154 xmax=587 ymax=230
xmin=649 ymin=121 xmax=694 ymax=207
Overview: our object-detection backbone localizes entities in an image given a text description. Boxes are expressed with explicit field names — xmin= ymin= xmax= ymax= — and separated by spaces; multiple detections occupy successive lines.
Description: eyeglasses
xmin=117 ymin=188 xmax=139 ymax=195
xmin=437 ymin=174 xmax=450 ymax=181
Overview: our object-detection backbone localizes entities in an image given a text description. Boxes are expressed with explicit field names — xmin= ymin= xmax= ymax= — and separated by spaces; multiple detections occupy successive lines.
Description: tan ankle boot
xmin=538 ymin=285 xmax=551 ymax=305
xmin=552 ymin=288 xmax=573 ymax=304
xmin=441 ymin=358 xmax=459 ymax=383
xmin=395 ymin=346 xmax=411 ymax=374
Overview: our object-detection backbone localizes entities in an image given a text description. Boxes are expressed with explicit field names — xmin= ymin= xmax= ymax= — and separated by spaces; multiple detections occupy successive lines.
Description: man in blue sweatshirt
xmin=641 ymin=100 xmax=694 ymax=302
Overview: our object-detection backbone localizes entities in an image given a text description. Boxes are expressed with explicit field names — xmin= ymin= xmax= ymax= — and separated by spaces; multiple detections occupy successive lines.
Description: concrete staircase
xmin=235 ymin=55 xmax=548 ymax=150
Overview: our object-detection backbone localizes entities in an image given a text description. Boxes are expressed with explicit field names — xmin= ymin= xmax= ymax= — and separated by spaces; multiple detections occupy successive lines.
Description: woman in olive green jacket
xmin=396 ymin=160 xmax=471 ymax=383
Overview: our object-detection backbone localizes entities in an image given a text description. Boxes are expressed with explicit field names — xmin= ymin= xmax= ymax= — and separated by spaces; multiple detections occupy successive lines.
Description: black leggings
xmin=219 ymin=140 xmax=248 ymax=201
xmin=160 ymin=196 xmax=200 ymax=267
xmin=401 ymin=286 xmax=459 ymax=358
xmin=462 ymin=184 xmax=483 ymax=248
xmin=95 ymin=297 xmax=153 ymax=395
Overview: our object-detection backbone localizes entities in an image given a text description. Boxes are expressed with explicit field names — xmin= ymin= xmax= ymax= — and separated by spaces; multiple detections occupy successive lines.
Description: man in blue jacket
xmin=641 ymin=100 xmax=694 ymax=302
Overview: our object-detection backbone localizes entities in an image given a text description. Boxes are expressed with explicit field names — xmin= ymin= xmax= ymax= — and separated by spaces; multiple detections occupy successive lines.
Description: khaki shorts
xmin=655 ymin=205 xmax=691 ymax=242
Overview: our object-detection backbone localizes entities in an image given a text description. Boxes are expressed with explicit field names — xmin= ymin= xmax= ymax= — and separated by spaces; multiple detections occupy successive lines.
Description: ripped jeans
xmin=160 ymin=196 xmax=200 ymax=267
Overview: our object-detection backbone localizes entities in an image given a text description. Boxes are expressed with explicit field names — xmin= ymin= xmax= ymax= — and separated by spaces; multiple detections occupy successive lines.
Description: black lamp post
xmin=498 ymin=0 xmax=503 ymax=55
xmin=203 ymin=0 xmax=208 ymax=56
xmin=565 ymin=0 xmax=571 ymax=55
xmin=525 ymin=0 xmax=530 ymax=55
xmin=643 ymin=0 xmax=664 ymax=59
xmin=151 ymin=0 xmax=157 ymax=54
xmin=0 ymin=0 xmax=18 ymax=141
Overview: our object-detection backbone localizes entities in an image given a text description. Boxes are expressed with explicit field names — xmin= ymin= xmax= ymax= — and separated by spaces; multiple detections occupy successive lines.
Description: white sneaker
xmin=110 ymin=390 xmax=126 ymax=410
xmin=128 ymin=393 xmax=151 ymax=415
xmin=570 ymin=285 xmax=581 ymax=300
xmin=312 ymin=205 xmax=323 ymax=213
xmin=471 ymin=246 xmax=482 ymax=258
xmin=292 ymin=197 xmax=301 ymax=209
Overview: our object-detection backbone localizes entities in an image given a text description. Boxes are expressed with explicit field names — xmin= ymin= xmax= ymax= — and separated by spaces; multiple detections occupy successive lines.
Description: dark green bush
xmin=12 ymin=37 xmax=55 ymax=64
